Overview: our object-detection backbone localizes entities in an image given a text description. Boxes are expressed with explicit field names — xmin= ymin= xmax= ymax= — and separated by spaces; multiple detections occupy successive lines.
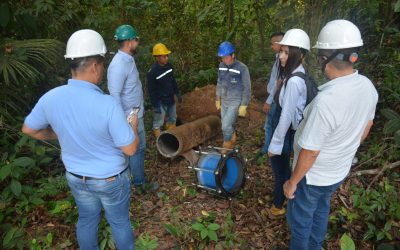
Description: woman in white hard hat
xmin=267 ymin=28 xmax=311 ymax=216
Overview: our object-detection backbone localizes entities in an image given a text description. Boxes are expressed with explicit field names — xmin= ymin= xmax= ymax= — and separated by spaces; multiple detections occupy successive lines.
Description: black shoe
xmin=134 ymin=182 xmax=160 ymax=194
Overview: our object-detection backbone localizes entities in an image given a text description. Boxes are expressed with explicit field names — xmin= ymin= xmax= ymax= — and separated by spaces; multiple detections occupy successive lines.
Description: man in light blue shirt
xmin=22 ymin=29 xmax=139 ymax=249
xmin=107 ymin=24 xmax=158 ymax=193
xmin=261 ymin=32 xmax=284 ymax=154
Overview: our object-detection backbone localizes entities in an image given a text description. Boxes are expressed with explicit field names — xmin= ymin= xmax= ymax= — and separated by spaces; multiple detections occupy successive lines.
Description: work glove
xmin=238 ymin=105 xmax=247 ymax=117
xmin=215 ymin=100 xmax=221 ymax=110
xmin=176 ymin=94 xmax=183 ymax=103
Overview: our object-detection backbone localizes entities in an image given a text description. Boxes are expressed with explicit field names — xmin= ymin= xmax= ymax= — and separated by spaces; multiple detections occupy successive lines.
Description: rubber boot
xmin=153 ymin=128 xmax=161 ymax=138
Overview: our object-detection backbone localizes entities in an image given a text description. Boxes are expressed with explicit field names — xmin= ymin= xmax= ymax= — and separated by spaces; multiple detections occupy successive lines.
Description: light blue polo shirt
xmin=24 ymin=79 xmax=135 ymax=178
xmin=107 ymin=50 xmax=144 ymax=118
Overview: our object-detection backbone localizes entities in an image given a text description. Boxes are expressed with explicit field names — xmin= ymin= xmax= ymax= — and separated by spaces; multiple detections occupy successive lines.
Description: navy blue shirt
xmin=24 ymin=79 xmax=135 ymax=178
xmin=147 ymin=62 xmax=180 ymax=107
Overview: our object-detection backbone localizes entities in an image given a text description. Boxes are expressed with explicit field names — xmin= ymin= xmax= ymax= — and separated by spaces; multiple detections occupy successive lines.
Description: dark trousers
xmin=269 ymin=104 xmax=295 ymax=208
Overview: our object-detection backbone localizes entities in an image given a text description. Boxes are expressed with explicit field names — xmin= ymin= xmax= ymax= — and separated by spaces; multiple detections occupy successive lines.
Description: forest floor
xmin=129 ymin=84 xmax=373 ymax=250
xmin=25 ymin=84 xmax=376 ymax=249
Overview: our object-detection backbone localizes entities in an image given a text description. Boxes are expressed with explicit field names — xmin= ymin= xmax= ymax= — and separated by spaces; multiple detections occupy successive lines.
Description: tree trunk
xmin=254 ymin=0 xmax=266 ymax=62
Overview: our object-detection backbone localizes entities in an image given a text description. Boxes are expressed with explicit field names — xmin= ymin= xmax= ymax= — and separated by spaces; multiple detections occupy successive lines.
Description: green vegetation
xmin=0 ymin=0 xmax=399 ymax=248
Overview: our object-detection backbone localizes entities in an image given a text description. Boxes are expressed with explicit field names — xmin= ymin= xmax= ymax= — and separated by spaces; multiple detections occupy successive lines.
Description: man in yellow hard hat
xmin=147 ymin=43 xmax=182 ymax=137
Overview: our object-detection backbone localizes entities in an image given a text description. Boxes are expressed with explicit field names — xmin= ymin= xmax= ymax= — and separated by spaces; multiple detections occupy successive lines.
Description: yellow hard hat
xmin=152 ymin=43 xmax=171 ymax=56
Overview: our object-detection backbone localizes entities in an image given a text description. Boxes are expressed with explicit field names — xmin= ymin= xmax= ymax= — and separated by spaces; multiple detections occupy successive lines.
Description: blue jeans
xmin=287 ymin=177 xmax=343 ymax=250
xmin=269 ymin=104 xmax=295 ymax=208
xmin=130 ymin=117 xmax=146 ymax=185
xmin=221 ymin=100 xmax=240 ymax=141
xmin=152 ymin=103 xmax=177 ymax=129
xmin=261 ymin=102 xmax=276 ymax=154
xmin=66 ymin=169 xmax=135 ymax=250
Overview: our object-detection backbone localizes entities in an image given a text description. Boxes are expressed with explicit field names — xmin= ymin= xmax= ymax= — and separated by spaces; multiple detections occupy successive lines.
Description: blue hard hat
xmin=218 ymin=41 xmax=235 ymax=57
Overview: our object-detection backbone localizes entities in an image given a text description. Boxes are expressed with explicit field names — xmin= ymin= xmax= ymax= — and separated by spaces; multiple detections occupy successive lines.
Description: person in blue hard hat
xmin=215 ymin=41 xmax=251 ymax=149
xmin=107 ymin=24 xmax=159 ymax=194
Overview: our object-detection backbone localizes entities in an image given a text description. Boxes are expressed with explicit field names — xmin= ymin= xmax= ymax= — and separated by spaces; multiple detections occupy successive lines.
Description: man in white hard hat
xmin=283 ymin=20 xmax=378 ymax=249
xmin=22 ymin=29 xmax=138 ymax=249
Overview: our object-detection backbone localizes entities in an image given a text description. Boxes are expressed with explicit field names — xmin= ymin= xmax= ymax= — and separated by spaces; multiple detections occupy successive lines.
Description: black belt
xmin=68 ymin=167 xmax=128 ymax=181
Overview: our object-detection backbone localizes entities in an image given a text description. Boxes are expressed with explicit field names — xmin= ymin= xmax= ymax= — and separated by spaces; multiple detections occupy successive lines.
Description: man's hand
xmin=128 ymin=114 xmax=138 ymax=129
xmin=268 ymin=151 xmax=275 ymax=157
xmin=283 ymin=180 xmax=297 ymax=199
xmin=263 ymin=103 xmax=271 ymax=113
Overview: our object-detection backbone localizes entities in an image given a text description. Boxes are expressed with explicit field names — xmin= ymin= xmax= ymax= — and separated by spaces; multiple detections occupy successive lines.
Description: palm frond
xmin=0 ymin=39 xmax=65 ymax=85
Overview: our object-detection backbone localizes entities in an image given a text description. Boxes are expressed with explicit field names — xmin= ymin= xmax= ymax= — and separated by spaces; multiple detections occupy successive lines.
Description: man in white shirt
xmin=283 ymin=20 xmax=378 ymax=250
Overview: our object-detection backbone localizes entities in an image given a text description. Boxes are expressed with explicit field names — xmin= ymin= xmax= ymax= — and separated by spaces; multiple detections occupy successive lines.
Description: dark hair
xmin=68 ymin=55 xmax=105 ymax=71
xmin=273 ymin=46 xmax=307 ymax=104
xmin=283 ymin=46 xmax=307 ymax=81
xmin=118 ymin=40 xmax=128 ymax=49
xmin=270 ymin=32 xmax=285 ymax=38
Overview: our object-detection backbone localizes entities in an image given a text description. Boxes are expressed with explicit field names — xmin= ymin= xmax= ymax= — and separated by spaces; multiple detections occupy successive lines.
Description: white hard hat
xmin=65 ymin=29 xmax=107 ymax=59
xmin=278 ymin=29 xmax=310 ymax=51
xmin=313 ymin=19 xmax=363 ymax=49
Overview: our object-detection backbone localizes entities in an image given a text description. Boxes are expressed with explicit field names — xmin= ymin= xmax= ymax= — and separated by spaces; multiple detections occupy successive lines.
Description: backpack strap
xmin=288 ymin=71 xmax=306 ymax=80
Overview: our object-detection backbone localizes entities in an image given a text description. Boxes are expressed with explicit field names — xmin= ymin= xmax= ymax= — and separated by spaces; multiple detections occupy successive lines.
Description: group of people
xmin=22 ymin=24 xmax=181 ymax=249
xmin=214 ymin=19 xmax=377 ymax=249
xmin=22 ymin=18 xmax=377 ymax=249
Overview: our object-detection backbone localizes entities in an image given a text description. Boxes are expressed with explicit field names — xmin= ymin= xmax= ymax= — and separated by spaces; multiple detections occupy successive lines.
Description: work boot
xmin=270 ymin=204 xmax=286 ymax=216
xmin=165 ymin=123 xmax=176 ymax=130
xmin=231 ymin=132 xmax=237 ymax=145
xmin=134 ymin=182 xmax=160 ymax=195
xmin=222 ymin=140 xmax=234 ymax=149
xmin=153 ymin=128 xmax=161 ymax=138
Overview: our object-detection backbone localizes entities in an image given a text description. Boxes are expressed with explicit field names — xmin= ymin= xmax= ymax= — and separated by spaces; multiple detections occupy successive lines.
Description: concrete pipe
xmin=156 ymin=115 xmax=221 ymax=160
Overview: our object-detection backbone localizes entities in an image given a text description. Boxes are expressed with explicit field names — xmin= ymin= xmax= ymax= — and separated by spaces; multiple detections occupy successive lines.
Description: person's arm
xmin=22 ymin=124 xmax=57 ymax=140
xmin=266 ymin=57 xmax=279 ymax=104
xmin=147 ymin=69 xmax=160 ymax=109
xmin=283 ymin=148 xmax=320 ymax=198
xmin=361 ymin=120 xmax=373 ymax=142
xmin=216 ymin=67 xmax=222 ymax=98
xmin=22 ymin=96 xmax=57 ymax=140
xmin=109 ymin=102 xmax=138 ymax=156
xmin=268 ymin=77 xmax=303 ymax=156
xmin=264 ymin=84 xmax=277 ymax=113
xmin=283 ymin=100 xmax=333 ymax=198
xmin=107 ymin=63 xmax=126 ymax=106
xmin=240 ymin=65 xmax=251 ymax=106
xmin=120 ymin=116 xmax=139 ymax=156
xmin=216 ymin=68 xmax=222 ymax=110
xmin=171 ymin=70 xmax=182 ymax=103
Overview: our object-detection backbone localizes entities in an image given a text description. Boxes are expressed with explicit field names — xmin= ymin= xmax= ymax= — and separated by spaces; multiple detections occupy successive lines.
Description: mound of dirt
xmin=177 ymin=84 xmax=265 ymax=123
